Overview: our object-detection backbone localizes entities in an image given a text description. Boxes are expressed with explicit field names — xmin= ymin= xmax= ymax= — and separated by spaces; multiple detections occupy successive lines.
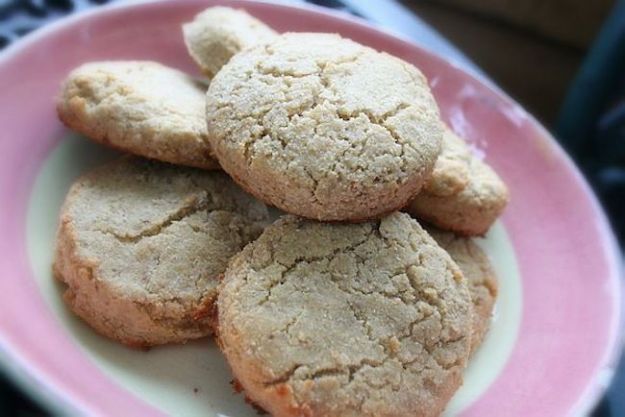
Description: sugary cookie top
xmin=206 ymin=33 xmax=442 ymax=220
xmin=218 ymin=212 xmax=472 ymax=417
xmin=62 ymin=157 xmax=269 ymax=309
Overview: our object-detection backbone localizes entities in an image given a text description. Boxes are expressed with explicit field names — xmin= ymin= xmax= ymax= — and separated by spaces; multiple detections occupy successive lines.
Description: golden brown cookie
xmin=217 ymin=212 xmax=472 ymax=417
xmin=57 ymin=61 xmax=218 ymax=169
xmin=54 ymin=157 xmax=269 ymax=347
xmin=405 ymin=126 xmax=509 ymax=235
xmin=183 ymin=6 xmax=277 ymax=78
xmin=206 ymin=33 xmax=442 ymax=221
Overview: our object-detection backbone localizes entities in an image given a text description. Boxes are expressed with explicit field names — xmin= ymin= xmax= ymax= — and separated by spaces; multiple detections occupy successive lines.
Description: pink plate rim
xmin=0 ymin=0 xmax=623 ymax=416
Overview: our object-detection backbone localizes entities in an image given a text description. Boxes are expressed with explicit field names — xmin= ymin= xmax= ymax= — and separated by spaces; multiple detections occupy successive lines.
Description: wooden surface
xmin=403 ymin=0 xmax=599 ymax=124
xmin=420 ymin=0 xmax=613 ymax=48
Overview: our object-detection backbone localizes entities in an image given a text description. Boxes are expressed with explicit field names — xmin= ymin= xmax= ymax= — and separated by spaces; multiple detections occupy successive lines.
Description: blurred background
xmin=1 ymin=0 xmax=624 ymax=415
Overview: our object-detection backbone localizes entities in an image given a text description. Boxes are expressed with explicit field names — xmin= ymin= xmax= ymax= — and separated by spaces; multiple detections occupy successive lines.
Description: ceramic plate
xmin=0 ymin=1 xmax=622 ymax=416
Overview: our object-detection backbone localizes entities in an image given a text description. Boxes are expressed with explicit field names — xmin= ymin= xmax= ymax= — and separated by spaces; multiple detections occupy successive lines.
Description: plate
xmin=0 ymin=1 xmax=622 ymax=416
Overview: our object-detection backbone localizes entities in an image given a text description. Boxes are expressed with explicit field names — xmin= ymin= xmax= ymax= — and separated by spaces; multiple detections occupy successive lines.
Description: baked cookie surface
xmin=217 ymin=212 xmax=472 ymax=417
xmin=206 ymin=33 xmax=442 ymax=221
xmin=54 ymin=157 xmax=269 ymax=347
xmin=57 ymin=61 xmax=218 ymax=169
xmin=406 ymin=126 xmax=509 ymax=235
xmin=183 ymin=6 xmax=277 ymax=78
xmin=426 ymin=227 xmax=498 ymax=355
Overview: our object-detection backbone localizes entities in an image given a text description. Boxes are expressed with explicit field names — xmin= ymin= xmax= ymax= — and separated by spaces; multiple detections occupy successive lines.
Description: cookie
xmin=53 ymin=157 xmax=269 ymax=347
xmin=206 ymin=33 xmax=442 ymax=221
xmin=57 ymin=61 xmax=219 ymax=170
xmin=426 ymin=227 xmax=498 ymax=355
xmin=217 ymin=212 xmax=472 ymax=417
xmin=183 ymin=6 xmax=277 ymax=78
xmin=405 ymin=126 xmax=509 ymax=235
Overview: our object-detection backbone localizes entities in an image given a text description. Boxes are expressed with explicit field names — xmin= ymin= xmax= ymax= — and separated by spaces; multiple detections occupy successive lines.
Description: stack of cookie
xmin=54 ymin=6 xmax=508 ymax=416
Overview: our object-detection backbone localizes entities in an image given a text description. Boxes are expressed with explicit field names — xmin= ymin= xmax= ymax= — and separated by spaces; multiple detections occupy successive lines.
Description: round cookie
xmin=183 ymin=6 xmax=277 ymax=78
xmin=53 ymin=157 xmax=270 ymax=347
xmin=426 ymin=227 xmax=498 ymax=355
xmin=405 ymin=125 xmax=509 ymax=235
xmin=217 ymin=212 xmax=472 ymax=417
xmin=57 ymin=61 xmax=219 ymax=170
xmin=206 ymin=33 xmax=443 ymax=221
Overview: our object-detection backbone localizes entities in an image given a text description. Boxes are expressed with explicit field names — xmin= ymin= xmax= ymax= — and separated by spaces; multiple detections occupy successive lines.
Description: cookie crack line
xmin=254 ymin=50 xmax=364 ymax=79
xmin=96 ymin=193 xmax=213 ymax=243
xmin=326 ymin=266 xmax=448 ymax=371
xmin=244 ymin=53 xmax=417 ymax=157
xmin=257 ymin=245 xmax=347 ymax=306
xmin=221 ymin=57 xmax=427 ymax=210
xmin=264 ymin=357 xmax=386 ymax=388
xmin=257 ymin=220 xmax=439 ymax=311
xmin=254 ymin=220 xmax=464 ymax=390
xmin=255 ymin=57 xmax=415 ymax=144
xmin=256 ymin=225 xmax=380 ymax=305
xmin=279 ymin=312 xmax=304 ymax=336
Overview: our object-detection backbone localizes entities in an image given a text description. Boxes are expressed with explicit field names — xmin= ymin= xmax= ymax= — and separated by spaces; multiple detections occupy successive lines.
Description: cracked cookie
xmin=53 ymin=157 xmax=270 ymax=347
xmin=57 ymin=61 xmax=219 ymax=170
xmin=206 ymin=33 xmax=443 ymax=221
xmin=217 ymin=212 xmax=472 ymax=417
xmin=183 ymin=6 xmax=277 ymax=79
xmin=405 ymin=125 xmax=509 ymax=235
xmin=426 ymin=227 xmax=498 ymax=355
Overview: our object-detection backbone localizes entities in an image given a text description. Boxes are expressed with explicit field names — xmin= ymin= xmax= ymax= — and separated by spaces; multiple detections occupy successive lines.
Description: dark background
xmin=1 ymin=0 xmax=624 ymax=415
